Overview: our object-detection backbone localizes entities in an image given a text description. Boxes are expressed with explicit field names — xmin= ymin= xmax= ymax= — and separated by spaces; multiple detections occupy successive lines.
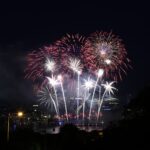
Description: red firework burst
xmin=55 ymin=34 xmax=86 ymax=74
xmin=81 ymin=31 xmax=131 ymax=80
xmin=25 ymin=45 xmax=60 ymax=88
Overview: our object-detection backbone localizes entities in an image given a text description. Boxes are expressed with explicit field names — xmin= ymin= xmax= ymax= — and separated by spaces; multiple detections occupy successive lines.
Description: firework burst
xmin=25 ymin=45 xmax=60 ymax=89
xmin=25 ymin=31 xmax=131 ymax=125
xmin=45 ymin=58 xmax=56 ymax=73
xmin=69 ymin=57 xmax=82 ymax=73
xmin=55 ymin=34 xmax=86 ymax=74
xmin=37 ymin=85 xmax=58 ymax=114
xmin=81 ymin=31 xmax=130 ymax=80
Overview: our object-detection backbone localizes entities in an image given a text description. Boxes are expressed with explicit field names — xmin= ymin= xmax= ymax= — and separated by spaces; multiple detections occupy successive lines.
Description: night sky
xmin=0 ymin=1 xmax=150 ymax=108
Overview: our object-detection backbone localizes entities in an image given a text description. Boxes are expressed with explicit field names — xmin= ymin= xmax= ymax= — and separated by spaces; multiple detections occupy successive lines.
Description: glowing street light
xmin=17 ymin=111 xmax=24 ymax=117
xmin=7 ymin=111 xmax=24 ymax=142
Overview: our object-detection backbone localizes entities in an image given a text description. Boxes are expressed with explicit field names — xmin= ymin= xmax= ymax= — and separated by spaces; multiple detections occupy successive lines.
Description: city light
xmin=17 ymin=111 xmax=23 ymax=117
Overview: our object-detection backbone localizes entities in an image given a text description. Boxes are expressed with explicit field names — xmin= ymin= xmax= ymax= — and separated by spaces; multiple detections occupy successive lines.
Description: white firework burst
xmin=102 ymin=81 xmax=117 ymax=95
xmin=45 ymin=58 xmax=56 ymax=72
xmin=69 ymin=58 xmax=82 ymax=74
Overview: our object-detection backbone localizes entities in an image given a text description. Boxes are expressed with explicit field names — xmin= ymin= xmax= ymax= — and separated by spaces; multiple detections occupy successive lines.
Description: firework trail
xmin=37 ymin=85 xmax=58 ymax=115
xmin=68 ymin=58 xmax=82 ymax=120
xmin=97 ymin=81 xmax=117 ymax=121
xmin=57 ymin=75 xmax=69 ymax=121
xmin=89 ymin=69 xmax=104 ymax=120
xmin=82 ymin=77 xmax=93 ymax=123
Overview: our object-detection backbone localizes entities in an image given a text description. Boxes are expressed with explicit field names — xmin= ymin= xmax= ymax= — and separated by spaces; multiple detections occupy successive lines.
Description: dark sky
xmin=0 ymin=1 xmax=150 ymax=108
